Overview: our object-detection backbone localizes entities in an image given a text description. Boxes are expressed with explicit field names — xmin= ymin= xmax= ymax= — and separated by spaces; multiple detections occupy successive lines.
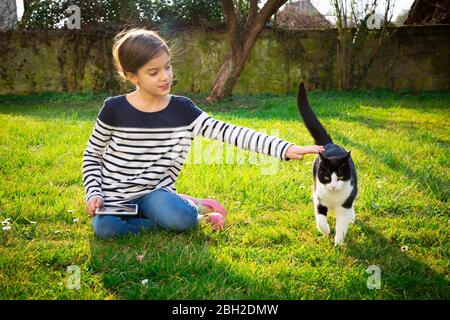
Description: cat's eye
xmin=323 ymin=176 xmax=330 ymax=181
xmin=338 ymin=176 xmax=344 ymax=180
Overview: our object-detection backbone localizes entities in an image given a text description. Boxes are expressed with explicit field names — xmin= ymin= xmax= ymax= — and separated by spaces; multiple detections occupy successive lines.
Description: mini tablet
xmin=95 ymin=204 xmax=138 ymax=216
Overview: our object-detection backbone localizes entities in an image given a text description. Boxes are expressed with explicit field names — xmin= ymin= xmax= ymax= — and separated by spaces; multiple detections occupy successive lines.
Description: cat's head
xmin=317 ymin=151 xmax=352 ymax=191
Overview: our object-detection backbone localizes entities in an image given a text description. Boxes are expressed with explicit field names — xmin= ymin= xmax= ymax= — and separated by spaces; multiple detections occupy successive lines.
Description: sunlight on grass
xmin=0 ymin=90 xmax=449 ymax=299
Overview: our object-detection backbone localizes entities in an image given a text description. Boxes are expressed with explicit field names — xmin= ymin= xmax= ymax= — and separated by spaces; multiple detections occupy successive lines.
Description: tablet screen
xmin=95 ymin=204 xmax=138 ymax=216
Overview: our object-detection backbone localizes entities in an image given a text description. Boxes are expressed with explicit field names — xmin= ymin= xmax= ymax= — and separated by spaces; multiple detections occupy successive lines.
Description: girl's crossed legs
xmin=92 ymin=188 xmax=199 ymax=239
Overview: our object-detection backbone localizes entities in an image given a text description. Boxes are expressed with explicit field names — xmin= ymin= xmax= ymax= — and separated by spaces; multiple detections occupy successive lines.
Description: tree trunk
xmin=334 ymin=0 xmax=351 ymax=90
xmin=207 ymin=32 xmax=258 ymax=102
xmin=336 ymin=31 xmax=350 ymax=90
xmin=207 ymin=0 xmax=287 ymax=102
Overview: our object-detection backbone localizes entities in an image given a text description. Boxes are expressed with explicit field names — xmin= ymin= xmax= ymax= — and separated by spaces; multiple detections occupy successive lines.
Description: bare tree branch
xmin=257 ymin=0 xmax=286 ymax=26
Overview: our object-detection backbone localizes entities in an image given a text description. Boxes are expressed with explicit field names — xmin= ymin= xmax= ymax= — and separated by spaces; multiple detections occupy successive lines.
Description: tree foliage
xmin=18 ymin=0 xmax=225 ymax=30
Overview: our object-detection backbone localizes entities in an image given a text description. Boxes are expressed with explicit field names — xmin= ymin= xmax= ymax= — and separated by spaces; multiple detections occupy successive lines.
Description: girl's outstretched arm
xmin=192 ymin=112 xmax=323 ymax=161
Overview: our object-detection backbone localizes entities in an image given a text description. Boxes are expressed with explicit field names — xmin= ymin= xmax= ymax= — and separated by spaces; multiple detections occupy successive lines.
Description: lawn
xmin=0 ymin=89 xmax=448 ymax=299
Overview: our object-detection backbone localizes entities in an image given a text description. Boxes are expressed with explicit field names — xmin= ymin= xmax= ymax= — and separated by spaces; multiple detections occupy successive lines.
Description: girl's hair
xmin=112 ymin=28 xmax=170 ymax=81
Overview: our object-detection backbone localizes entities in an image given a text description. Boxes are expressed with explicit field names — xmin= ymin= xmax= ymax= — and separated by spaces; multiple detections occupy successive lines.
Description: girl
xmin=82 ymin=28 xmax=324 ymax=239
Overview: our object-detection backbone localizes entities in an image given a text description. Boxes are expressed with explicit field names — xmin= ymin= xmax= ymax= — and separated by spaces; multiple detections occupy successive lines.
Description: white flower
xmin=68 ymin=210 xmax=73 ymax=213
xmin=141 ymin=279 xmax=148 ymax=285
xmin=54 ymin=230 xmax=61 ymax=234
xmin=72 ymin=218 xmax=79 ymax=223
xmin=401 ymin=245 xmax=409 ymax=252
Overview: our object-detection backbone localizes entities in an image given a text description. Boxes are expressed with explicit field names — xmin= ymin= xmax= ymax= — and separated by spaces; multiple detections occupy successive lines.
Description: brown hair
xmin=112 ymin=28 xmax=170 ymax=81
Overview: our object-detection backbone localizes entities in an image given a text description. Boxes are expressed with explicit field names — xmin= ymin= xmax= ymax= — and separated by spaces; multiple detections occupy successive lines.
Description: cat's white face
xmin=322 ymin=173 xmax=346 ymax=191
xmin=317 ymin=153 xmax=352 ymax=192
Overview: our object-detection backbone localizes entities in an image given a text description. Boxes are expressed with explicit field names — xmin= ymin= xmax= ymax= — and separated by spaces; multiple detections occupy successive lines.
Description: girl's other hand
xmin=286 ymin=144 xmax=325 ymax=160
xmin=86 ymin=196 xmax=104 ymax=216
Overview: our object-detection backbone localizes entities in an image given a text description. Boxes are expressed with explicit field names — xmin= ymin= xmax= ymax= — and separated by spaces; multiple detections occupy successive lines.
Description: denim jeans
xmin=92 ymin=188 xmax=199 ymax=239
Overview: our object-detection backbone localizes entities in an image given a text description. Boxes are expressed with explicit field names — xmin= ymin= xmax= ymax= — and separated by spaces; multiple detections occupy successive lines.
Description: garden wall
xmin=0 ymin=25 xmax=449 ymax=95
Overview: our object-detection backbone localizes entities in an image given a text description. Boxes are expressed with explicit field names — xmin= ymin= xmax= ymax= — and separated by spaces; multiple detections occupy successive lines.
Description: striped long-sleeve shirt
xmin=82 ymin=94 xmax=294 ymax=204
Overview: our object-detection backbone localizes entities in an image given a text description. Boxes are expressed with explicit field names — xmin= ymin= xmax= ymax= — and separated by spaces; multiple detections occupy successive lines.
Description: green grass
xmin=0 ymin=89 xmax=449 ymax=299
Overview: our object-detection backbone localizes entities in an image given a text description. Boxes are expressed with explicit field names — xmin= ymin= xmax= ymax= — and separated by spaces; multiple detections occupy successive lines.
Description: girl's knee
xmin=152 ymin=204 xmax=198 ymax=232
xmin=169 ymin=208 xmax=198 ymax=231
xmin=143 ymin=189 xmax=198 ymax=231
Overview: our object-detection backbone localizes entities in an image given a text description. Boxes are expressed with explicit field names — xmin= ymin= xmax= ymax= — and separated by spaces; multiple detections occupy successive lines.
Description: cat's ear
xmin=346 ymin=150 xmax=352 ymax=158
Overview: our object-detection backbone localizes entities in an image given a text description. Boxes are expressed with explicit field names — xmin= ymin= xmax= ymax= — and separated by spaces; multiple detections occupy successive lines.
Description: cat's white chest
xmin=315 ymin=180 xmax=352 ymax=209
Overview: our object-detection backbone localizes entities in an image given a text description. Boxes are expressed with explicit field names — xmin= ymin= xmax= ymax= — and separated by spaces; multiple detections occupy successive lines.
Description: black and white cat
xmin=297 ymin=82 xmax=358 ymax=246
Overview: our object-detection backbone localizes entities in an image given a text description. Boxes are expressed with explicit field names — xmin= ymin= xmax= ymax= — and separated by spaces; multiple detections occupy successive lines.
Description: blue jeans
xmin=92 ymin=188 xmax=199 ymax=239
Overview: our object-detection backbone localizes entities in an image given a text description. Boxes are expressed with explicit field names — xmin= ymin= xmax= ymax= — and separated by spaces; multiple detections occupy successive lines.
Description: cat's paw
xmin=334 ymin=233 xmax=346 ymax=246
xmin=316 ymin=215 xmax=330 ymax=236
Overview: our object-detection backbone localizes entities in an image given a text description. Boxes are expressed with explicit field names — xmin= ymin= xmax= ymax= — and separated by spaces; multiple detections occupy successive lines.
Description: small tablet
xmin=95 ymin=203 xmax=138 ymax=216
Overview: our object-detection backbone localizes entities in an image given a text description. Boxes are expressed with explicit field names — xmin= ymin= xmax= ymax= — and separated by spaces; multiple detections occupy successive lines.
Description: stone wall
xmin=0 ymin=25 xmax=449 ymax=95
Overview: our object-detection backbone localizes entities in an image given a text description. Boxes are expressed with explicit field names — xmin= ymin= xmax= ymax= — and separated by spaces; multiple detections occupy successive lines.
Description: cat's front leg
xmin=334 ymin=206 xmax=355 ymax=246
xmin=315 ymin=203 xmax=330 ymax=236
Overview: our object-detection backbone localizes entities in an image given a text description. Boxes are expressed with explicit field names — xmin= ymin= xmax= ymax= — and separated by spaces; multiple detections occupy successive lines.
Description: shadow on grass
xmin=1 ymin=90 xmax=449 ymax=124
xmin=332 ymin=131 xmax=448 ymax=204
xmin=335 ymin=113 xmax=449 ymax=147
xmin=88 ymin=228 xmax=282 ymax=300
xmin=344 ymin=221 xmax=449 ymax=299
xmin=213 ymin=91 xmax=450 ymax=121
xmin=87 ymin=216 xmax=449 ymax=299
xmin=0 ymin=101 xmax=102 ymax=122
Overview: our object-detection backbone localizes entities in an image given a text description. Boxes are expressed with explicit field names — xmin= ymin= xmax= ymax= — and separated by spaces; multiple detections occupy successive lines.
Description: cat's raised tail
xmin=297 ymin=82 xmax=333 ymax=146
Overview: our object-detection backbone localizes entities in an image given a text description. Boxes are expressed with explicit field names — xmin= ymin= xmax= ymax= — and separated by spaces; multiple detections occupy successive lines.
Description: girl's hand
xmin=86 ymin=196 xmax=104 ymax=216
xmin=285 ymin=144 xmax=325 ymax=160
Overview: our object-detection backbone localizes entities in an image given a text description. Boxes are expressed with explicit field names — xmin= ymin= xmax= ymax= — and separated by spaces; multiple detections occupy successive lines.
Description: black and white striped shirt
xmin=82 ymin=94 xmax=294 ymax=204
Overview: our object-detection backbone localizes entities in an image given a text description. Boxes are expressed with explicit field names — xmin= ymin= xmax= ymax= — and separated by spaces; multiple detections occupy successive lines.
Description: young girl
xmin=82 ymin=28 xmax=324 ymax=239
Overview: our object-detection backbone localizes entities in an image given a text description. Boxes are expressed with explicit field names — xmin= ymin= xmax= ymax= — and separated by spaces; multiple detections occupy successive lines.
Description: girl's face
xmin=127 ymin=51 xmax=173 ymax=96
